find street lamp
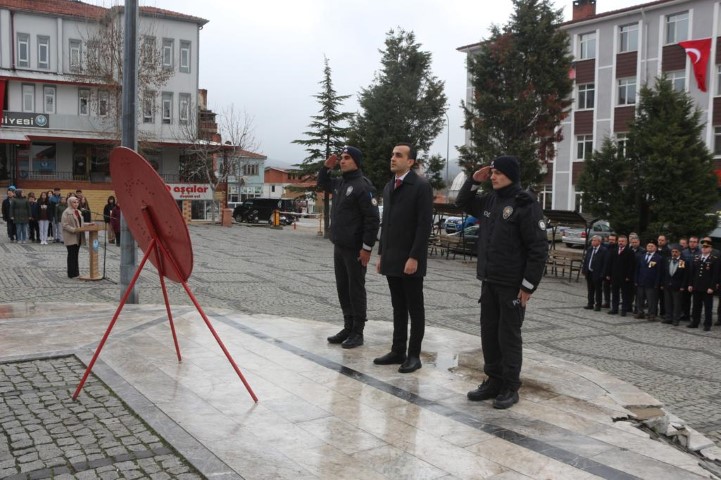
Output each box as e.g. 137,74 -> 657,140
444,110 -> 450,203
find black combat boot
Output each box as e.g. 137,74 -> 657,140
327,316 -> 353,344
341,321 -> 364,349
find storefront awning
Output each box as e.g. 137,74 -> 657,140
0,130 -> 30,144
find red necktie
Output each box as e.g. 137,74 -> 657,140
394,178 -> 402,190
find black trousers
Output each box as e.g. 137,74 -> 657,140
6,219 -> 15,240
691,290 -> 713,328
333,245 -> 367,329
585,273 -> 602,307
664,288 -> 682,323
29,220 -> 39,241
603,278 -> 611,305
66,245 -> 80,278
386,276 -> 425,357
611,280 -> 633,313
480,282 -> 524,392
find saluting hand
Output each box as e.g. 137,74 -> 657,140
472,165 -> 491,183
324,154 -> 338,169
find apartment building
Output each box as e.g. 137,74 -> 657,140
460,0 -> 721,211
0,0 -> 207,191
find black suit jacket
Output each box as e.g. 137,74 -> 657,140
605,246 -> 635,283
582,245 -> 607,281
660,257 -> 688,291
689,254 -> 720,291
378,169 -> 433,277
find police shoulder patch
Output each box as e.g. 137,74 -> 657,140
371,198 -> 378,206
502,206 -> 513,220
538,220 -> 546,230
346,186 -> 353,195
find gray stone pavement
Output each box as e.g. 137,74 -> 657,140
2,220 -> 721,451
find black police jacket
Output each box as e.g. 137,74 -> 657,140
456,179 -> 548,293
317,167 -> 379,251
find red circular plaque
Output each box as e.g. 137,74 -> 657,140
110,147 -> 193,283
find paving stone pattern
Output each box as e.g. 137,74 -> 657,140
2,222 -> 721,448
0,356 -> 203,480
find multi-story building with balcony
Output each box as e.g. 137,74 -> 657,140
460,0 -> 721,211
0,0 -> 208,214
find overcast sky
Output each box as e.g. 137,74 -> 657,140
96,0 -> 642,168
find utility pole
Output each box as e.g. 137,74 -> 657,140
444,111 -> 450,202
120,0 -> 139,303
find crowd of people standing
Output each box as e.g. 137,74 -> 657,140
582,232 -> 721,331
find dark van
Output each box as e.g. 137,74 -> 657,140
233,198 -> 296,224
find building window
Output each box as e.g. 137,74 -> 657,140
539,185 -> 553,210
69,39 -> 82,71
616,133 -> 628,157
579,32 -> 596,60
162,38 -> 174,69
22,84 -> 34,112
576,135 -> 593,161
715,127 -> 721,156
717,65 -> 721,96
619,23 -> 638,53
577,83 -> 595,109
574,190 -> 584,213
98,90 -> 109,117
666,12 -> 689,44
17,33 -> 30,68
179,93 -> 191,124
79,88 -> 90,115
617,78 -> 636,105
243,163 -> 259,176
37,36 -> 50,69
161,92 -> 173,124
668,70 -> 686,91
43,86 -> 56,114
180,41 -> 191,73
141,36 -> 156,66
143,91 -> 155,123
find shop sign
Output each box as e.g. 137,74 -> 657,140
1,112 -> 50,128
166,183 -> 213,200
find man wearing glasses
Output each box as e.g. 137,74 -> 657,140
687,237 -> 719,331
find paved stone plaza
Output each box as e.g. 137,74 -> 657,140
1,221 -> 721,478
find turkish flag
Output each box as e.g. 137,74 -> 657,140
679,38 -> 712,92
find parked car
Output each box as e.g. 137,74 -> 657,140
233,198 -> 296,224
446,224 -> 479,255
444,215 -> 477,234
561,220 -> 614,248
546,223 -> 569,243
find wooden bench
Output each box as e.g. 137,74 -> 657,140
546,251 -> 584,281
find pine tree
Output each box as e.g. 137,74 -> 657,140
292,57 -> 354,237
459,0 -> 573,187
627,76 -> 717,238
348,28 -> 447,191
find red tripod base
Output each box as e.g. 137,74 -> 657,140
72,231 -> 258,403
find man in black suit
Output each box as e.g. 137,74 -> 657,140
375,143 -> 433,374
601,234 -> 617,308
688,237 -> 720,331
582,235 -> 607,311
659,244 -> 687,325
605,235 -> 635,316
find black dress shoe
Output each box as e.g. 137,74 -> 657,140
341,333 -> 364,349
607,310 -> 618,315
715,320 -> 721,326
398,356 -> 422,373
687,324 -> 699,329
620,311 -> 627,317
601,303 -> 610,309
493,389 -> 519,409
327,328 -> 350,344
594,306 -> 601,311
583,305 -> 593,310
467,379 -> 502,401
704,326 -> 711,331
374,351 -> 406,365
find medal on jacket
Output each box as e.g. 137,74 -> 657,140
503,206 -> 513,220
346,186 -> 353,195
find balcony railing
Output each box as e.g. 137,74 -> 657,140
17,170 -> 182,184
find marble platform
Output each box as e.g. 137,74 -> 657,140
0,302 -> 718,480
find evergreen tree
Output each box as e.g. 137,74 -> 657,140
421,154 -> 446,192
627,76 -> 717,238
458,0 -> 573,187
577,138 -> 637,234
348,28 -> 447,190
292,56 -> 354,237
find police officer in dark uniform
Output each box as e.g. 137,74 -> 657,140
687,237 -> 719,331
317,146 -> 380,348
456,156 -> 548,409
